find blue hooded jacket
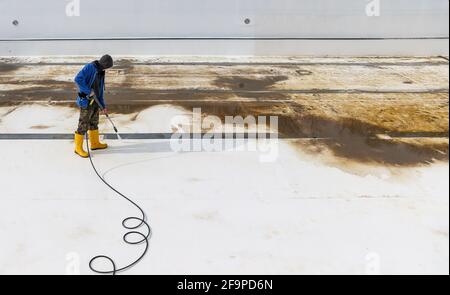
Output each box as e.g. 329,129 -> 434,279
74,62 -> 106,109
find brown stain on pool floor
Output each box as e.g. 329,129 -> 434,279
0,98 -> 447,168
77,99 -> 448,167
30,124 -> 53,130
213,75 -> 289,91
168,101 -> 448,167
0,58 -> 448,168
0,64 -> 23,73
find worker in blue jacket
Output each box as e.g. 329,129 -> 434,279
73,55 -> 113,158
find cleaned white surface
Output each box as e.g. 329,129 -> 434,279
0,105 -> 448,275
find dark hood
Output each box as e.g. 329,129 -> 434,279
98,54 -> 113,70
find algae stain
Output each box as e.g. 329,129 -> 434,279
213,75 -> 289,91
30,125 -> 52,130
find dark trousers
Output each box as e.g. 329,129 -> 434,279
76,103 -> 100,135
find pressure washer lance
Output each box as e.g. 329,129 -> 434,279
92,96 -> 122,140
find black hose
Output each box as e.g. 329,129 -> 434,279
85,134 -> 151,275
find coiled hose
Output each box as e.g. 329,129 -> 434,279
85,135 -> 151,275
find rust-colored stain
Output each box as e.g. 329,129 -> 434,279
289,117 -> 448,166
30,125 -> 52,130
167,101 -> 448,166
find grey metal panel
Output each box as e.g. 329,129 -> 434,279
1,0 -> 448,39
0,0 -> 448,55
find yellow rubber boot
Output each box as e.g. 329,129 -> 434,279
89,129 -> 108,150
74,133 -> 89,158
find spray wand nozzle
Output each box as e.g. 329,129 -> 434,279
92,97 -> 122,140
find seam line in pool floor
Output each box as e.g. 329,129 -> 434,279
0,132 -> 448,140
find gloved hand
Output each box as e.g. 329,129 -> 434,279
78,92 -> 88,98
